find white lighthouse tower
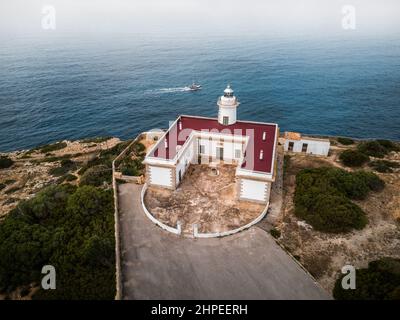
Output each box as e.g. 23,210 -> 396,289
217,84 -> 240,126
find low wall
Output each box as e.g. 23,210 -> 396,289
114,172 -> 144,184
193,203 -> 269,238
141,183 -> 182,235
112,133 -> 144,300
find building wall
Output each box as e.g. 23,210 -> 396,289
147,165 -> 173,188
175,137 -> 197,186
218,106 -> 237,125
197,137 -> 243,162
284,138 -> 330,156
238,178 -> 270,203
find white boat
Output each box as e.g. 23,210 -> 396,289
188,83 -> 202,91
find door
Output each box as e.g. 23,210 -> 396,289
302,143 -> 308,153
216,147 -> 224,160
178,170 -> 182,182
288,141 -> 294,151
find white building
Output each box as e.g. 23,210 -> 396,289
143,85 -> 279,204
283,132 -> 330,156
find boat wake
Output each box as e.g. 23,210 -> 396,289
146,87 -> 192,94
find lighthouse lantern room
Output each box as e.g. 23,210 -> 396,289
217,84 -> 240,126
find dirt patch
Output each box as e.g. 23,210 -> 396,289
144,164 -> 265,235
277,151 -> 400,293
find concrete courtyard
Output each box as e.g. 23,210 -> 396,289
144,164 -> 265,235
118,183 -> 331,300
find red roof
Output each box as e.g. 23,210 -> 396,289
149,115 -> 278,174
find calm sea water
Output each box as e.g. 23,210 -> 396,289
0,33 -> 399,152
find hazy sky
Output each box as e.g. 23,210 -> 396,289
0,0 -> 399,36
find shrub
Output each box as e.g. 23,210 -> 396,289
0,184 -> 5,191
294,167 -> 384,233
270,228 -> 281,239
369,160 -> 400,173
38,142 -> 67,153
337,137 -> 354,145
357,140 -> 390,158
333,257 -> 400,300
49,160 -> 77,177
120,158 -> 144,176
375,139 -> 400,152
81,137 -> 112,144
0,156 -> 14,169
80,165 -> 112,187
339,150 -> 369,167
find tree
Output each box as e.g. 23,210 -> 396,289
339,150 -> 369,167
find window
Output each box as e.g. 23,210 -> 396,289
199,144 -> 205,154
164,139 -> 168,148
302,143 -> 308,153
259,150 -> 264,160
223,116 -> 229,125
288,141 -> 294,151
217,147 -> 224,160
262,132 -> 267,141
235,149 -> 241,158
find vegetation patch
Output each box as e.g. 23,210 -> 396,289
80,165 -> 112,187
80,137 -> 112,144
339,150 -> 369,167
0,156 -> 14,169
357,140 -> 399,158
49,159 -> 77,177
337,137 -> 354,145
0,184 -> 115,299
294,167 -> 384,233
37,142 -> 67,153
116,141 -> 146,176
369,160 -> 400,173
333,257 -> 400,300
270,228 -> 281,239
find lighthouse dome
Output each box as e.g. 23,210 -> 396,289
224,85 -> 234,97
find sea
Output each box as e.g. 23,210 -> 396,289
0,32 -> 399,152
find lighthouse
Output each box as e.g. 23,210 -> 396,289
217,84 -> 240,126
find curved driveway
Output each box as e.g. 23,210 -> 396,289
118,183 -> 330,300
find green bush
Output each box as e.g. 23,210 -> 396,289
49,160 -> 77,177
339,150 -> 369,167
0,184 -> 115,299
81,137 -> 112,144
0,184 -> 5,191
294,167 -> 384,233
369,160 -> 400,173
80,165 -> 112,187
38,142 -> 67,153
358,140 -> 390,158
0,156 -> 14,169
120,158 -> 144,176
333,257 -> 400,300
375,140 -> 400,152
337,137 -> 354,145
270,228 -> 281,239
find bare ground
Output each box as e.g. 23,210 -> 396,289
144,164 -> 265,235
276,147 -> 400,293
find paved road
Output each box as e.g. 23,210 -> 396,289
118,183 -> 330,300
